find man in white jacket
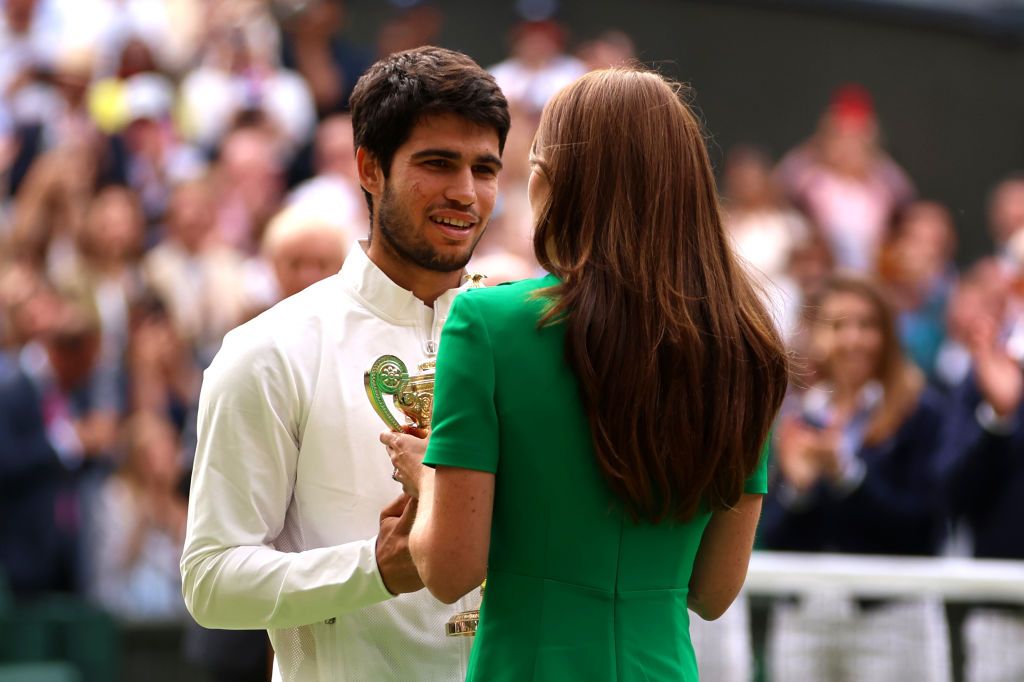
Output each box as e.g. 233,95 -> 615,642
181,46 -> 510,681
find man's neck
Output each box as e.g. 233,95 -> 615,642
364,239 -> 462,308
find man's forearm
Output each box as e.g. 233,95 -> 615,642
181,537 -> 393,630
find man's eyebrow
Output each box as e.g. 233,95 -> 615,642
410,149 -> 503,170
410,148 -> 461,161
476,154 -> 503,171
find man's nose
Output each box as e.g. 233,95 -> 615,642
444,166 -> 476,206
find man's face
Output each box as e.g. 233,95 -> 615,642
369,113 -> 502,273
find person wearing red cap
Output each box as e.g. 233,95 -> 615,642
777,84 -> 915,274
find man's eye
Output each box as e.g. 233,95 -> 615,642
426,159 -> 449,168
473,166 -> 497,176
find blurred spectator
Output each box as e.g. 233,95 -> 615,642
278,0 -> 371,118
987,174 -> 1024,260
723,145 -> 810,339
473,102 -> 540,273
489,20 -> 586,115
935,271 -> 1024,681
286,113 -> 367,238
0,261 -> 61,351
210,126 -> 286,254
142,178 -> 248,365
125,293 -> 200,434
55,185 -> 145,395
880,201 -> 958,379
575,29 -> 635,71
260,202 -> 350,302
0,299 -> 117,595
86,410 -> 188,622
934,258 -> 1009,391
179,10 -> 316,156
1,0 -> 58,130
375,2 -> 444,58
104,73 -> 206,234
777,84 -> 915,272
761,273 -> 950,682
9,139 -> 101,269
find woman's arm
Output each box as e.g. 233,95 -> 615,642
687,493 -> 763,621
409,465 -> 494,604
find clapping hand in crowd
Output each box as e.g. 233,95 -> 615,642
776,416 -> 844,493
968,312 -> 1023,419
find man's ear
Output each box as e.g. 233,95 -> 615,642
356,147 -> 384,197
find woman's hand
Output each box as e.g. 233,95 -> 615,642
381,427 -> 430,498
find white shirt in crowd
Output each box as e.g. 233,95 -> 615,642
181,241 -> 478,681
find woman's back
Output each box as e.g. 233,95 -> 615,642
426,276 -> 766,680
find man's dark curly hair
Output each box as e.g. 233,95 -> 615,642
349,46 -> 510,221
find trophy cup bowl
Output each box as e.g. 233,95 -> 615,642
364,355 -> 434,431
365,353 -> 482,637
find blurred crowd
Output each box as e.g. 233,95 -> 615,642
1,0 -> 1023,679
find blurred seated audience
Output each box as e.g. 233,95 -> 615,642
761,273 -> 950,682
777,84 -> 914,273
879,201 -> 958,379
86,410 -> 188,622
0,298 -> 117,595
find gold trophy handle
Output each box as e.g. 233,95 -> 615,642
364,355 -> 409,432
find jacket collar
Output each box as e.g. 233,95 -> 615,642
339,240 -> 467,323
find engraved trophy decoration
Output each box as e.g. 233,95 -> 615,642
364,276 -> 486,637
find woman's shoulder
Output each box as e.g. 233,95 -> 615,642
456,274 -> 557,314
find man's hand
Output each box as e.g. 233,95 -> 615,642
381,427 -> 429,498
375,494 -> 424,596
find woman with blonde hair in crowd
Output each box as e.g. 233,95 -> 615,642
386,67 -> 789,680
761,273 -> 951,682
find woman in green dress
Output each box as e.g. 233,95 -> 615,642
386,67 -> 789,680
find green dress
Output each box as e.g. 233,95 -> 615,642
423,275 -> 768,681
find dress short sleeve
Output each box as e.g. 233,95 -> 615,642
743,437 -> 771,494
423,293 -> 500,473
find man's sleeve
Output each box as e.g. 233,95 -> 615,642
180,328 -> 392,630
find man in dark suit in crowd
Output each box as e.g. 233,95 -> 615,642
0,301 -> 115,595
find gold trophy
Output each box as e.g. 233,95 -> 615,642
365,353 -> 482,637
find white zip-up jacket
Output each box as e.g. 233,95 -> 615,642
181,242 -> 477,681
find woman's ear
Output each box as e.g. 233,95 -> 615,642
356,147 -> 384,197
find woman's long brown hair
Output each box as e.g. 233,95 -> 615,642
532,68 -> 790,523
